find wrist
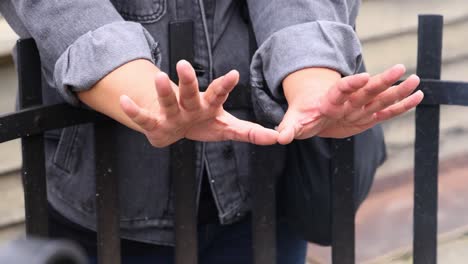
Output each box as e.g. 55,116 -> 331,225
282,67 -> 341,105
77,59 -> 161,132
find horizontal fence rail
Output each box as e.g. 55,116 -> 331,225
419,80 -> 468,106
0,104 -> 106,144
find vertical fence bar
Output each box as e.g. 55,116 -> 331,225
252,147 -> 276,264
16,39 -> 48,237
331,137 -> 355,264
413,15 -> 443,264
169,20 -> 198,264
172,140 -> 198,264
95,122 -> 120,264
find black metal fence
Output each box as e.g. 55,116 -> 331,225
1,14 -> 468,264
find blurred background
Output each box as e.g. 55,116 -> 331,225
1,0 -> 468,263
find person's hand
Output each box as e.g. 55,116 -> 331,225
119,60 -> 279,147
277,64 -> 424,144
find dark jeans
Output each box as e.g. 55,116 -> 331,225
48,207 -> 307,264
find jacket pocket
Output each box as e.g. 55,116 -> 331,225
53,126 -> 80,174
110,0 -> 167,24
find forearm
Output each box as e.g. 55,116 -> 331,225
248,0 -> 362,99
77,59 -> 161,133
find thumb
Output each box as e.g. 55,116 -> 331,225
277,109 -> 301,145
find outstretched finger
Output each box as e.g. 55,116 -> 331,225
348,64 -> 406,108
320,72 -> 370,118
177,60 -> 201,111
155,72 -> 180,117
222,114 -> 279,145
203,70 -> 239,108
120,95 -> 159,132
345,74 -> 420,123
277,125 -> 297,145
374,90 -> 424,122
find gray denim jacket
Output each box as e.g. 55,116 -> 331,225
0,0 -> 362,246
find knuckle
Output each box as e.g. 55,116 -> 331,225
133,115 -> 147,125
181,89 -> 199,99
363,86 -> 380,96
148,136 -> 168,148
348,97 -> 363,108
180,77 -> 198,90
160,98 -> 176,108
337,80 -> 353,94
207,99 -> 221,108
396,86 -> 410,99
222,128 -> 236,141
381,74 -> 396,87
165,107 -> 180,117
180,99 -> 200,111
142,117 -> 159,132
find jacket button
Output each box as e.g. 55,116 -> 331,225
193,63 -> 206,77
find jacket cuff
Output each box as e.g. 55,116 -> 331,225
54,21 -> 161,105
250,21 -> 362,126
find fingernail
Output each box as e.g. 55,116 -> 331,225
357,72 -> 370,78
410,74 -> 420,80
394,64 -> 405,70
392,64 -> 406,73
155,71 -> 167,78
177,60 -> 190,67
223,70 -> 237,79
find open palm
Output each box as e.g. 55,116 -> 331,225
278,65 -> 424,143
119,60 -> 278,147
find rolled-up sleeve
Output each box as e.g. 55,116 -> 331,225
0,0 -> 160,105
246,0 -> 362,125
54,21 -> 160,105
